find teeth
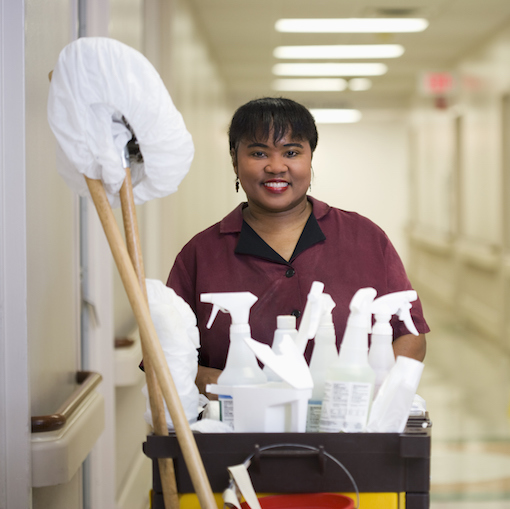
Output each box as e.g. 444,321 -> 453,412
264,182 -> 288,188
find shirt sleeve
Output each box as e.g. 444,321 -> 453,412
381,234 -> 430,338
167,249 -> 197,314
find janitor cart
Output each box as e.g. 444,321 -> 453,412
143,414 -> 432,509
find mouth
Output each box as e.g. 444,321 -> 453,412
263,180 -> 289,193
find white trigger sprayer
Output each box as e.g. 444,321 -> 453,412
368,290 -> 419,396
200,292 -> 266,386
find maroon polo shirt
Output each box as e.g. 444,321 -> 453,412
167,196 -> 429,370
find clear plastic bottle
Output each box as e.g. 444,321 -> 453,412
263,315 -> 298,382
306,294 -> 337,432
319,288 -> 377,433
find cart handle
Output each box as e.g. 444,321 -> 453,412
234,443 -> 360,509
252,444 -> 327,474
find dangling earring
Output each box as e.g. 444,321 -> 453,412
309,166 -> 314,192
235,175 -> 240,193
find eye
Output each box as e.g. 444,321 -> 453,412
286,150 -> 299,157
251,150 -> 266,158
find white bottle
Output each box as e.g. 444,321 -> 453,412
200,292 -> 267,426
366,355 -> 424,433
306,294 -> 337,432
263,315 -> 298,382
368,290 -> 419,397
319,288 -> 377,433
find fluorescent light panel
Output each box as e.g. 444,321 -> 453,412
348,78 -> 372,91
275,18 -> 429,33
273,63 -> 387,77
273,44 -> 404,59
272,78 -> 347,91
310,109 -> 362,124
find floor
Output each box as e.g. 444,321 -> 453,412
418,297 -> 510,508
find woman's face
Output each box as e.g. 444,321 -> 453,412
233,131 -> 312,214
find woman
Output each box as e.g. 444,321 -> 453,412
168,97 -> 429,395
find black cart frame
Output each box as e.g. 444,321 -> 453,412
143,414 -> 431,509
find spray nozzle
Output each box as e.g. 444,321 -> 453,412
294,281 -> 325,354
318,293 -> 336,326
200,292 -> 258,329
347,287 -> 378,330
371,290 -> 419,336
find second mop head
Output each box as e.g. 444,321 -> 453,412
143,279 -> 200,429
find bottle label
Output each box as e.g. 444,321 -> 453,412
306,401 -> 322,432
219,395 -> 234,429
319,381 -> 372,433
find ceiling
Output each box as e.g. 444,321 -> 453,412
186,0 -> 510,112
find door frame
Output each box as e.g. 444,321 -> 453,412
0,0 -> 31,508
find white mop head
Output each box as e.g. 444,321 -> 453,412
143,279 -> 200,429
47,37 -> 194,207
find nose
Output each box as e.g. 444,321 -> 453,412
264,154 -> 288,174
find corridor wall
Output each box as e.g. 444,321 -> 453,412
109,0 -> 235,507
408,21 -> 510,350
19,0 -> 234,507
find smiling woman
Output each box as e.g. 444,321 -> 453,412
166,97 -> 429,397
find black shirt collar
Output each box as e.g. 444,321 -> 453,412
235,212 -> 326,265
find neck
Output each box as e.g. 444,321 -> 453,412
243,197 -> 312,233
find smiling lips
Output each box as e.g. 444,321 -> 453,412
263,180 -> 289,193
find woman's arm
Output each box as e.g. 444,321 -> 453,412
392,333 -> 426,362
195,365 -> 222,400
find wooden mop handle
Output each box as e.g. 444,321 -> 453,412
86,176 -> 216,509
119,169 -> 179,509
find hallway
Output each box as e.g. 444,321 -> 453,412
5,1 -> 510,507
419,295 -> 510,508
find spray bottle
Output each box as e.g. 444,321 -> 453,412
306,293 -> 337,432
294,281 -> 325,355
368,290 -> 419,397
319,287 -> 377,433
200,292 -> 267,426
263,315 -> 298,382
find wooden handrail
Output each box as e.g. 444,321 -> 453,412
31,371 -> 102,433
115,337 -> 135,349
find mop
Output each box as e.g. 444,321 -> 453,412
47,37 -> 216,509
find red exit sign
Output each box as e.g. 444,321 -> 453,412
419,71 -> 458,96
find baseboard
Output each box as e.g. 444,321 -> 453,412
116,448 -> 152,509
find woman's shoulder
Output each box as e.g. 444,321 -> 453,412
177,203 -> 244,253
310,196 -> 386,234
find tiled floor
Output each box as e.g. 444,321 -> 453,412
418,298 -> 510,508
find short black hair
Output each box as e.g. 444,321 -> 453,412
228,97 -> 318,155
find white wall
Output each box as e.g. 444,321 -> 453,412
312,112 -> 410,265
409,22 -> 510,349
156,0 -> 237,276
108,0 -> 234,507
25,0 -> 80,423
24,1 -> 86,507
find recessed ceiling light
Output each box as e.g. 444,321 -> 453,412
273,44 -> 404,59
275,18 -> 429,33
310,109 -> 362,123
348,78 -> 372,91
272,63 -> 388,77
272,79 -> 348,91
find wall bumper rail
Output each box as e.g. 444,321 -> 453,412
31,371 -> 104,487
